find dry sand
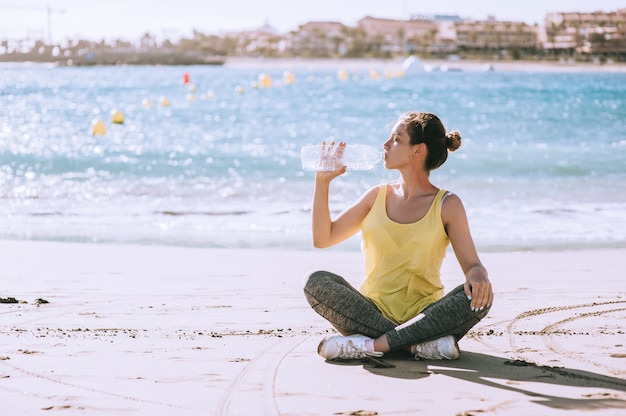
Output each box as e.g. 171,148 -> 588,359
1,240 -> 625,415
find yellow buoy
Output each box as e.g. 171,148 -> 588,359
283,70 -> 294,85
91,119 -> 106,136
258,73 -> 272,88
110,109 -> 124,124
141,98 -> 153,108
337,69 -> 348,81
159,96 -> 170,107
235,85 -> 244,94
369,69 -> 380,80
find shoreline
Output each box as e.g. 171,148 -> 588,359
0,235 -> 624,255
2,56 -> 626,73
223,56 -> 626,73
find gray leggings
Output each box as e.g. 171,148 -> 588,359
303,270 -> 490,351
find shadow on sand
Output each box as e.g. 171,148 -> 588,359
334,351 -> 626,412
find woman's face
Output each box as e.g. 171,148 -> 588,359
383,121 -> 418,169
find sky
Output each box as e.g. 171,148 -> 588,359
1,0 -> 625,44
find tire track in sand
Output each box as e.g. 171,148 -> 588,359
215,335 -> 311,416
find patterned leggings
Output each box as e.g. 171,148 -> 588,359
303,270 -> 490,350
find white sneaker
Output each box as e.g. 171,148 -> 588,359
317,334 -> 384,360
413,335 -> 460,360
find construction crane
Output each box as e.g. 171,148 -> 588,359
0,4 -> 65,44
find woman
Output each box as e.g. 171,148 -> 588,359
304,111 -> 493,361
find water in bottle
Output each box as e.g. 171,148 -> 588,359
301,143 -> 382,171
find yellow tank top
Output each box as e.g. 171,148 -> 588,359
360,184 -> 450,324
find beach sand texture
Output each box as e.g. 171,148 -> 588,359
1,240 -> 625,415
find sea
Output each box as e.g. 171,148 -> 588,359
1,61 -> 625,252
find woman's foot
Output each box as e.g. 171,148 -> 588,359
412,335 -> 460,360
318,334 -> 383,360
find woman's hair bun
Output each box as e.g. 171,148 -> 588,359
445,131 -> 461,152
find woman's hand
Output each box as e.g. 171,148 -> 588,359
315,141 -> 347,182
464,266 -> 493,312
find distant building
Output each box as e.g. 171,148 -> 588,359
455,18 -> 538,53
544,8 -> 626,56
434,21 -> 458,54
291,21 -> 349,56
411,14 -> 464,22
224,23 -> 285,56
357,16 -> 438,54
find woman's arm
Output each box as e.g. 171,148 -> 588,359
442,193 -> 493,311
312,172 -> 378,248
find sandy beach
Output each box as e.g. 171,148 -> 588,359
1,240 -> 625,415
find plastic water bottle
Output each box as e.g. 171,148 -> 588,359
301,143 -> 381,171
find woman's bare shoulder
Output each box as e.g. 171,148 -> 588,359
441,191 -> 468,220
358,183 -> 386,207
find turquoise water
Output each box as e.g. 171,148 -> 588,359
1,62 -> 625,251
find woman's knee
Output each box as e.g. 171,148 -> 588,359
303,270 -> 336,308
302,270 -> 330,292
